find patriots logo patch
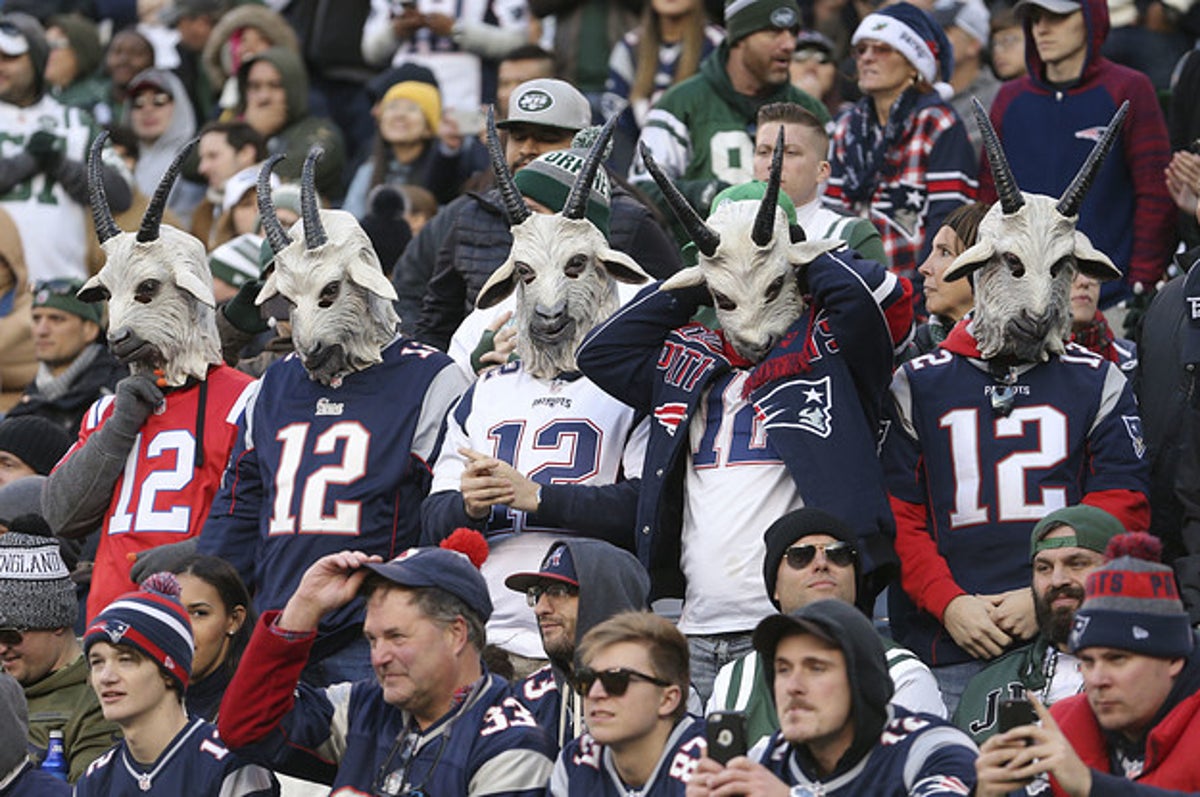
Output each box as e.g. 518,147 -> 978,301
1074,125 -> 1109,143
911,775 -> 971,796
1122,415 -> 1145,458
756,376 -> 834,439
1069,614 -> 1091,648
655,402 -> 688,436
102,620 -> 130,645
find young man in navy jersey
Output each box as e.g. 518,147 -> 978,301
550,611 -> 704,796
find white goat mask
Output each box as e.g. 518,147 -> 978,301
475,110 -> 651,378
943,99 -> 1127,362
81,133 -> 222,387
255,148 -> 400,387
641,129 -> 841,363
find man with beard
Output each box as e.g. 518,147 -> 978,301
952,505 -> 1122,744
504,540 -> 651,751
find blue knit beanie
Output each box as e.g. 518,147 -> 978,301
853,2 -> 955,93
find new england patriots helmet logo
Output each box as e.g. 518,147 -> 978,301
654,402 -> 688,436
101,619 -> 130,645
757,376 -> 835,439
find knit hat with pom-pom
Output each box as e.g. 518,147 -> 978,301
1069,532 -> 1194,660
84,572 -> 195,690
362,530 -> 493,622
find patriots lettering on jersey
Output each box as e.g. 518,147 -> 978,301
655,402 -> 688,436
756,376 -> 834,439
315,398 -> 344,416
657,340 -> 716,391
911,775 -> 971,796
532,396 -> 573,410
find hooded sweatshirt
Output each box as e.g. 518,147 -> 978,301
979,0 -> 1174,306
236,47 -> 346,201
513,538 -> 650,752
123,69 -> 200,222
0,208 -> 35,411
752,600 -> 977,795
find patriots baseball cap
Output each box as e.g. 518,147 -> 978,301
505,542 -> 578,593
1014,0 -> 1081,15
497,79 -> 591,132
364,544 -> 493,622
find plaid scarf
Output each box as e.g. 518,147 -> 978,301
838,87 -> 922,204
1069,310 -> 1118,363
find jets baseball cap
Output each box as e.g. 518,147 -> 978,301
497,78 -> 591,132
1014,0 -> 1081,15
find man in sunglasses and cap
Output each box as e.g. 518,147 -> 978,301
218,535 -> 555,796
708,508 -> 945,745
690,600 -> 978,797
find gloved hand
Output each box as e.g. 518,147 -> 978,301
25,130 -> 64,174
130,539 -> 199,584
1121,283 -> 1156,343
222,279 -> 270,335
106,373 -> 165,440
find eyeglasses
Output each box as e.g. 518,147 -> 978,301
573,666 -> 672,696
131,93 -> 173,110
783,541 -> 857,570
525,582 -> 578,607
853,40 -> 897,59
33,278 -> 82,297
0,628 -> 27,647
794,48 -> 832,64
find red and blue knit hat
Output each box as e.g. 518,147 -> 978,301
853,2 -> 955,92
1069,533 -> 1194,660
84,572 -> 195,691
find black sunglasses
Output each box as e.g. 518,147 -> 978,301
573,666 -> 671,697
784,541 -> 857,570
0,628 -> 26,647
525,582 -> 578,607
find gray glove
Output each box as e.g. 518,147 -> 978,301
130,539 -> 199,584
102,373 -> 165,444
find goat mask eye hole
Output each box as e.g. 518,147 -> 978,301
318,280 -> 340,309
564,254 -> 587,278
1003,252 -> 1025,278
1049,258 -> 1072,279
515,262 -> 535,284
710,289 -> 736,312
764,275 -> 785,303
134,279 -> 160,304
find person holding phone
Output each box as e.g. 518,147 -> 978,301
688,600 -> 978,797
549,611 -> 702,796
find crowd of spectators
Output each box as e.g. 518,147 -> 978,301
0,0 -> 1200,794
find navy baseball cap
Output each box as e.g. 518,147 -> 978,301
364,546 -> 493,622
505,542 -> 578,593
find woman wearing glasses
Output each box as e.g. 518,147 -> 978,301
123,68 -> 202,225
549,611 -> 702,797
826,2 -> 977,296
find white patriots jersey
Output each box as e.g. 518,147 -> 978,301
0,96 -> 94,282
431,361 -> 647,657
680,369 -> 804,635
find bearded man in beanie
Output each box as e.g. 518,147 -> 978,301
630,0 -> 830,245
0,13 -> 130,283
76,573 -> 278,796
7,279 -> 126,436
0,532 -> 118,781
954,505 -> 1124,745
689,600 -> 978,796
217,537 -> 556,795
976,533 -> 1200,795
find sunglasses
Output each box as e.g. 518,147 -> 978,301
131,93 -> 173,110
525,582 -> 578,607
573,666 -> 671,696
784,541 -> 857,570
853,40 -> 897,59
0,628 -> 26,647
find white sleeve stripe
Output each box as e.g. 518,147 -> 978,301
643,108 -> 691,148
901,726 -> 978,790
735,657 -> 758,712
468,748 -> 555,796
226,379 -> 260,426
1090,363 -> 1128,436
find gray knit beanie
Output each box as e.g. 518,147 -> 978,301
0,672 -> 28,775
725,0 -> 802,45
0,532 -> 77,631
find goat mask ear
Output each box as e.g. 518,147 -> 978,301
345,244 -> 399,302
943,239 -> 996,282
78,273 -> 110,303
476,258 -> 517,309
173,267 -> 217,309
597,247 -> 652,285
1072,230 -> 1121,281
659,266 -> 706,291
255,270 -> 279,306
787,239 -> 844,267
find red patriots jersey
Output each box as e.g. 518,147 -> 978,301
63,365 -> 256,619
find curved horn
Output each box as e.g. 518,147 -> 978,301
88,131 -> 120,244
638,143 -> 721,257
752,125 -> 785,246
1056,100 -> 1129,218
137,136 -> 198,243
301,147 -> 327,250
972,97 -> 1023,215
563,114 -> 618,221
257,153 -> 292,255
485,105 -> 531,226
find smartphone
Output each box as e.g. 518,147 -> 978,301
997,698 -> 1038,733
706,711 -> 748,765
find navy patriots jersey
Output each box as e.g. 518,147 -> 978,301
549,716 -> 706,796
883,337 -> 1150,664
75,718 -> 278,796
756,708 -> 976,796
199,337 -> 468,639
